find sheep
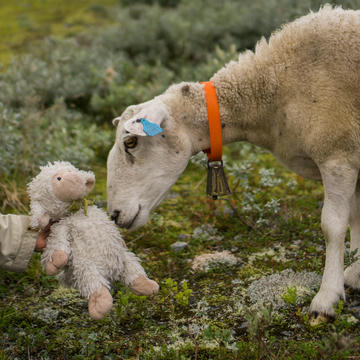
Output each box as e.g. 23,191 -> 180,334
28,161 -> 159,320
107,5 -> 360,320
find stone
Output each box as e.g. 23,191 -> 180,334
170,241 -> 189,252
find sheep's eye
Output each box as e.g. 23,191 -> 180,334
57,177 -> 62,181
124,137 -> 138,149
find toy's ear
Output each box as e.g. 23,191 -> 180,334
85,173 -> 95,193
120,101 -> 168,136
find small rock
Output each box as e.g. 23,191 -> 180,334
94,200 -> 107,208
170,241 -> 189,252
349,306 -> 360,314
315,245 -> 324,252
166,192 -> 180,200
192,251 -> 238,271
238,321 -> 248,330
223,206 -> 235,215
178,233 -> 191,240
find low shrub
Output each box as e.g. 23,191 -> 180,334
0,99 -> 111,178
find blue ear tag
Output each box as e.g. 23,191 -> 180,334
141,118 -> 163,136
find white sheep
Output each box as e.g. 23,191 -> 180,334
28,161 -> 159,320
107,5 -> 360,321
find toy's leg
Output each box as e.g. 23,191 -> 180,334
129,275 -> 159,296
344,180 -> 360,289
310,159 -> 358,319
45,250 -> 68,275
121,250 -> 159,296
72,258 -> 113,320
42,224 -> 71,275
88,286 -> 113,320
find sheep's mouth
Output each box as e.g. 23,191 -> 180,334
123,205 -> 141,229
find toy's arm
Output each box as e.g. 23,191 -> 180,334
41,222 -> 71,274
45,222 -> 71,255
30,201 -> 50,229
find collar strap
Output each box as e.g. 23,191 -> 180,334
200,81 -> 223,162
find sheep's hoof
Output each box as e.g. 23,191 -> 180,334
88,286 -> 113,320
45,250 -> 68,275
309,311 -> 333,326
129,275 -> 159,296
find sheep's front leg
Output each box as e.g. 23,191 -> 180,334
310,160 -> 358,319
42,223 -> 71,275
344,183 -> 360,289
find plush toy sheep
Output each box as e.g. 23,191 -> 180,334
28,161 -> 159,320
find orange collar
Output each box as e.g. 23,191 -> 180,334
200,81 -> 223,162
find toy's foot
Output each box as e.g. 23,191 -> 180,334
45,250 -> 68,275
88,286 -> 113,320
129,275 -> 159,296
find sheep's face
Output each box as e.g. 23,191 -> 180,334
28,162 -> 95,228
107,99 -> 192,230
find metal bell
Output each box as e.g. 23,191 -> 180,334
206,161 -> 231,200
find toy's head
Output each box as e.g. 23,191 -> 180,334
28,161 -> 95,228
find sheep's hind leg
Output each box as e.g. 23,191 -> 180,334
309,159 -> 358,322
344,181 -> 360,290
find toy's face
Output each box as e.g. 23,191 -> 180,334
52,170 -> 95,202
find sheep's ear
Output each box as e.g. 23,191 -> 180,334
112,118 -> 121,126
123,101 -> 168,136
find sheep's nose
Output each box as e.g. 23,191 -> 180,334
111,210 -> 120,223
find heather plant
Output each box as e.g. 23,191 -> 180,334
0,99 -> 111,177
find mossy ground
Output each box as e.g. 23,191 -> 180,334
1,145 -> 360,359
1,2 -> 360,359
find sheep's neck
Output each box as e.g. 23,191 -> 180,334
187,58 -> 278,156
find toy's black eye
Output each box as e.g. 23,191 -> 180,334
124,137 -> 138,149
57,177 -> 62,181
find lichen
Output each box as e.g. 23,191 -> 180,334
247,269 -> 322,310
191,251 -> 238,271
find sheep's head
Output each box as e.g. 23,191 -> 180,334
107,97 -> 193,230
28,161 -> 95,229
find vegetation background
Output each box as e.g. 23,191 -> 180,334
1,0 -> 360,358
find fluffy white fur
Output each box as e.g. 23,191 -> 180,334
28,162 -> 149,299
107,6 -> 360,318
